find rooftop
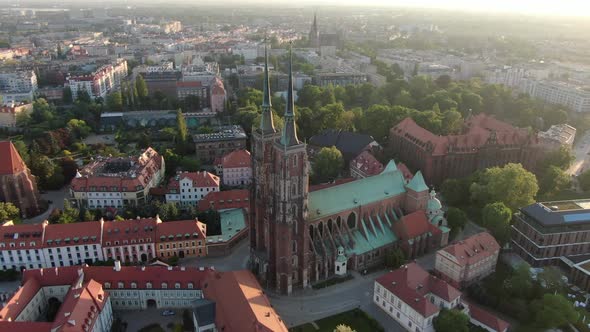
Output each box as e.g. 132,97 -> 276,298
207,209 -> 247,243
441,232 -> 500,267
520,200 -> 590,226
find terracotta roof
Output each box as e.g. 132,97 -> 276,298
221,150 -> 251,169
394,211 -> 440,240
0,277 -> 42,321
55,279 -> 108,332
156,220 -> 207,243
0,222 -> 45,249
376,263 -> 461,318
350,151 -> 383,177
43,222 -> 101,245
442,232 -> 500,267
102,218 -> 158,245
396,162 -> 414,181
167,171 -> 220,191
70,147 -> 163,192
197,189 -> 250,212
203,270 -> 288,332
391,115 -> 536,156
467,301 -> 510,332
0,141 -> 27,175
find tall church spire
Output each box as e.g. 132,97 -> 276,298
280,44 -> 300,147
259,37 -> 276,134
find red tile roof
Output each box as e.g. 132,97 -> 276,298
0,277 -> 42,321
467,301 -> 510,332
167,171 -> 220,191
221,149 -> 251,169
156,220 -> 207,243
350,151 -> 383,177
442,232 -> 500,267
102,218 -> 159,245
0,141 -> 27,175
0,222 -> 45,249
197,189 -> 249,212
396,162 -> 414,181
203,270 -> 288,332
43,222 -> 101,245
376,263 -> 461,318
71,147 -> 163,192
55,279 -> 108,332
391,114 -> 537,156
394,211 -> 440,240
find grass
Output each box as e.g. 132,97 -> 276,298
311,275 -> 354,289
290,309 -> 384,332
137,323 -> 165,332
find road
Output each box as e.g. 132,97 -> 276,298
179,238 -> 250,271
23,188 -> 69,224
568,130 -> 590,176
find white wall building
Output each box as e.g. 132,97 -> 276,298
165,171 -> 220,206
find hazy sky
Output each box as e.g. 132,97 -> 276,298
221,0 -> 590,17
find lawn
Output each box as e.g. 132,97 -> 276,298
290,309 -> 383,332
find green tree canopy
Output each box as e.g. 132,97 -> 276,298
106,92 -> 123,112
446,207 -> 468,238
312,146 -> 344,184
541,146 -> 574,171
481,202 -> 512,245
470,163 -> 538,211
579,169 -> 590,192
135,75 -> 148,99
440,178 -> 471,206
0,202 -> 20,223
539,166 -> 572,197
334,325 -> 355,332
433,308 -> 469,332
384,247 -> 406,269
532,294 -> 578,329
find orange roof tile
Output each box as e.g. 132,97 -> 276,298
467,301 -> 510,332
156,220 -> 206,243
43,222 -> 101,245
0,223 -> 45,249
442,232 -> 500,267
167,171 -> 220,191
0,141 -> 27,175
203,270 -> 288,332
197,189 -> 249,212
102,218 -> 158,245
221,150 -> 251,169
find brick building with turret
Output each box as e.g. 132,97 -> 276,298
249,42 -> 449,295
0,141 -> 40,217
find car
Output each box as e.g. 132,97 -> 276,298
161,310 -> 175,316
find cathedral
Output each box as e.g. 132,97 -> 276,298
249,43 -> 449,295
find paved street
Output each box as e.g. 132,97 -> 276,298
23,188 -> 69,224
180,238 -> 249,271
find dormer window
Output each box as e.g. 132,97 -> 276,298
161,282 -> 168,289
104,282 -> 111,289
118,282 -> 124,289
175,283 -> 180,289
131,282 -> 137,289
146,282 -> 152,289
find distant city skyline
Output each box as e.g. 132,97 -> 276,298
2,0 -> 590,17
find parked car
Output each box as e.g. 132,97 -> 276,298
161,310 -> 175,316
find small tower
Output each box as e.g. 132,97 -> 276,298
426,189 -> 445,226
335,246 -> 347,276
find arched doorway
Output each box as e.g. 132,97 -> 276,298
179,250 -> 185,258
141,253 -> 148,262
147,299 -> 157,308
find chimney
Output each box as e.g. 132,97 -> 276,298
114,260 -> 121,272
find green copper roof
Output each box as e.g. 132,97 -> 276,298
308,161 -> 406,221
382,160 -> 398,173
206,208 -> 246,243
346,215 -> 398,256
427,197 -> 442,211
406,170 -> 429,192
439,225 -> 451,233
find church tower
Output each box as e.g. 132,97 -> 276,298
309,13 -> 320,50
250,43 -> 310,295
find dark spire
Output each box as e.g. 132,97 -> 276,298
280,44 -> 300,147
259,36 -> 276,134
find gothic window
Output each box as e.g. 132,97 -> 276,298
318,222 -> 324,238
328,219 -> 333,234
347,212 -> 356,229
336,216 -> 341,229
292,241 -> 297,253
309,225 -> 314,241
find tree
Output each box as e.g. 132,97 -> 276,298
58,200 -> 80,224
539,166 -> 571,197
157,202 -> 179,221
384,248 -> 405,269
506,263 -> 533,298
446,207 -> 468,238
433,308 -> 469,332
106,92 -> 123,112
312,146 -> 344,183
435,74 -> 452,89
135,75 -> 148,100
532,294 -> 578,329
0,202 -> 20,222
440,178 -> 470,206
579,168 -> 590,192
62,86 -> 73,104
537,266 -> 566,292
176,110 -> 188,143
541,146 -> 574,171
470,163 -> 538,211
481,202 -> 512,245
334,325 -> 355,332
76,89 -> 92,103
66,119 -> 91,139
441,109 -> 463,134
459,92 -> 483,115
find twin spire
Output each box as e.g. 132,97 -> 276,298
259,38 -> 300,147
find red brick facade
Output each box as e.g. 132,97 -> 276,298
389,114 -> 545,185
0,141 -> 40,217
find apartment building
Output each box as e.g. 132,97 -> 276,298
0,70 -> 38,103
193,125 -> 247,163
165,171 -> 220,206
374,263 -> 509,332
67,59 -> 128,100
0,102 -> 33,127
155,219 -> 207,259
215,149 -> 252,186
435,232 -> 500,288
512,200 -> 590,267
70,147 -> 165,210
520,79 -> 590,113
